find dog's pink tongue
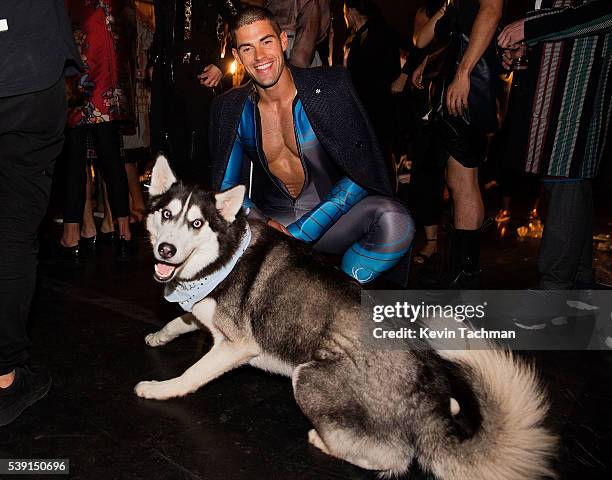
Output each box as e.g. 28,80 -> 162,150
155,263 -> 175,277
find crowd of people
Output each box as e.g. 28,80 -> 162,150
0,0 -> 611,429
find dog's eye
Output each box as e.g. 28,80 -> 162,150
192,219 -> 203,229
161,209 -> 172,219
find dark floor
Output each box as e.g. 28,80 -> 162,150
2,198 -> 612,480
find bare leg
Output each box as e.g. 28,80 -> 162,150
116,216 -> 131,241
100,176 -> 114,235
447,157 -> 483,229
60,223 -> 80,248
81,163 -> 97,238
125,162 -> 145,223
415,224 -> 439,262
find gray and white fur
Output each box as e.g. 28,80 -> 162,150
136,156 -> 558,480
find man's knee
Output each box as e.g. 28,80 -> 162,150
368,196 -> 416,243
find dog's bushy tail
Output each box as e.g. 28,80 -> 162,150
420,348 -> 558,480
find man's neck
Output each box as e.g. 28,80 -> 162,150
255,65 -> 296,107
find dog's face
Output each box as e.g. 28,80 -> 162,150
146,155 -> 245,283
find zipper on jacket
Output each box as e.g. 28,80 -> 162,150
253,100 -> 300,206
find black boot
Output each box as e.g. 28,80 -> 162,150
418,227 -> 481,289
447,228 -> 481,289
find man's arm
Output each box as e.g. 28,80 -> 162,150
413,3 -> 447,49
446,0 -> 503,116
498,0 -> 612,48
219,135 -> 264,216
290,0 -> 323,67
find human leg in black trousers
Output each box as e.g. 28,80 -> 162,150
0,77 -> 65,425
90,123 -> 131,240
60,126 -> 88,252
61,123 -> 131,257
408,125 -> 445,264
167,62 -> 215,185
538,180 -> 594,290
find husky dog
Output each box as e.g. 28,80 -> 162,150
135,156 -> 557,479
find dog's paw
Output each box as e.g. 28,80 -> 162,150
145,331 -> 168,347
134,380 -> 180,400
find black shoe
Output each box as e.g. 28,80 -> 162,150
418,228 -> 481,289
114,235 -> 133,262
79,235 -> 97,253
0,366 -> 52,427
98,231 -> 115,245
57,243 -> 80,262
419,267 -> 482,289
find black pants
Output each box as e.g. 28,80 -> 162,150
0,77 -> 66,375
63,123 -> 129,223
151,62 -> 214,185
407,124 -> 446,227
538,180 -> 595,289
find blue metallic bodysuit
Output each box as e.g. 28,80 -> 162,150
221,95 -> 414,283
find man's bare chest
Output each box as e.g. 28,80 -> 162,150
258,103 -> 305,197
259,106 -> 299,159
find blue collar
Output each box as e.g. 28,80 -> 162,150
163,225 -> 252,312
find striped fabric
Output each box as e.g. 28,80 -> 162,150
522,0 -> 612,178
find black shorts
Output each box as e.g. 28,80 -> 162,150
432,115 -> 488,168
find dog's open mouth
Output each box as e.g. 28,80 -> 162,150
154,263 -> 178,282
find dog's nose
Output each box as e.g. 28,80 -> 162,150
158,243 -> 176,259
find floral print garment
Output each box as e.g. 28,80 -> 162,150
66,0 -> 135,127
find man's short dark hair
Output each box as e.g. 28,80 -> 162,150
230,6 -> 282,46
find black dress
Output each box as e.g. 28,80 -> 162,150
345,16 -> 401,154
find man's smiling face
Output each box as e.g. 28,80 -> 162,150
232,19 -> 288,89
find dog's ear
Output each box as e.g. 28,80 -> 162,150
215,185 -> 245,223
149,155 -> 177,196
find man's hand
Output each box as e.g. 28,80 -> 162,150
446,70 -> 470,117
411,60 -> 426,90
267,219 -> 292,236
198,64 -> 223,88
391,73 -> 408,94
498,19 -> 526,48
501,44 -> 528,70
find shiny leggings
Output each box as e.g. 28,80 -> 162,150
309,196 -> 415,283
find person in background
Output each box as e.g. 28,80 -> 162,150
414,0 -> 503,288
61,0 -> 136,261
404,0 -> 448,267
344,0 -> 401,166
148,0 -> 241,185
265,0 -> 331,67
0,0 -> 81,426
498,0 -> 612,297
